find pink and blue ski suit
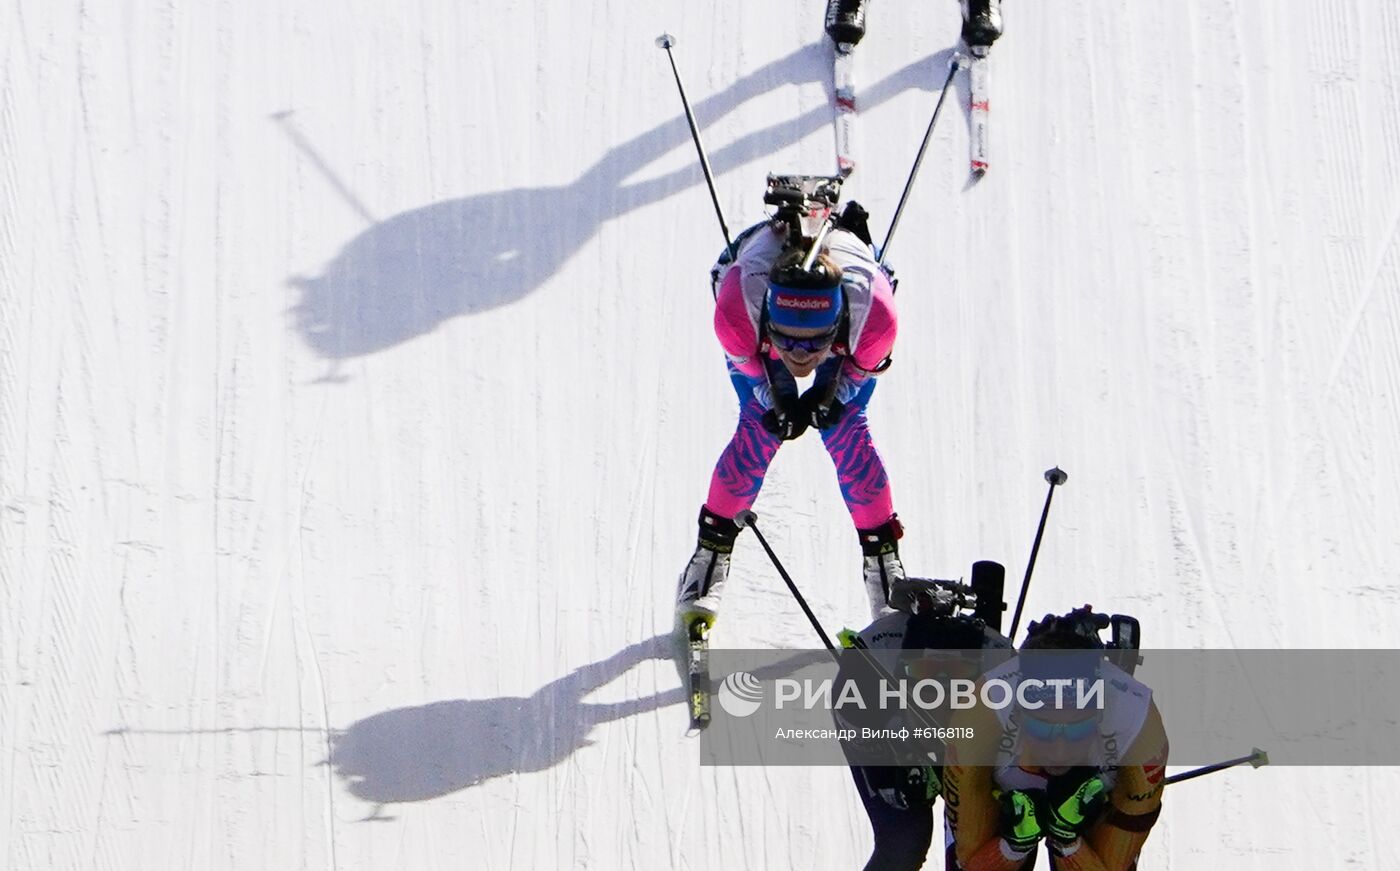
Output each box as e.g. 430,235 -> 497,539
704,222 -> 899,530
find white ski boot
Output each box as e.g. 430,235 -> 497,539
676,506 -> 741,630
859,515 -> 906,621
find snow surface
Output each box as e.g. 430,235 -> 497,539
4,0 -> 1400,867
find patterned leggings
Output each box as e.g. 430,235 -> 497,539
704,365 -> 894,529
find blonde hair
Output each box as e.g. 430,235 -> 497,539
768,248 -> 843,289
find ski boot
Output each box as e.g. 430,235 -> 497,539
675,506 -> 741,632
825,0 -> 868,47
858,515 -> 906,620
961,0 -> 1003,53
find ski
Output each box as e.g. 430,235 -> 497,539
833,46 -> 857,177
968,48 -> 990,176
684,617 -> 712,735
961,0 -> 1002,176
825,0 -> 867,177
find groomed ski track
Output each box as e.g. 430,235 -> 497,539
3,1 -> 1399,868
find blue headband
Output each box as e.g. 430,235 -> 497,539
766,282 -> 843,330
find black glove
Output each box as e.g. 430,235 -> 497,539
762,395 -> 809,441
997,788 -> 1045,853
805,394 -> 847,430
761,406 -> 809,441
799,378 -> 846,431
1041,767 -> 1108,843
863,765 -> 942,810
896,764 -> 943,809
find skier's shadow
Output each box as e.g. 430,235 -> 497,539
288,45 -> 958,362
325,634 -> 821,818
325,635 -> 679,814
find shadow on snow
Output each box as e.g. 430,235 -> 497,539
286,44 -> 961,362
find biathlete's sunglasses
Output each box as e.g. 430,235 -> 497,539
1021,715 -> 1099,743
768,326 -> 838,354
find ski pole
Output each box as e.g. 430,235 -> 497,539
736,511 -> 838,655
878,54 -> 964,266
655,34 -> 735,259
1163,748 -> 1269,786
1008,467 -> 1068,641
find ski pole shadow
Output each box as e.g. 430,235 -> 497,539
287,44 -> 955,361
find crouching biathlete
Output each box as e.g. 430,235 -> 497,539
943,607 -> 1169,871
832,598 -> 1165,871
833,577 -> 1013,871
675,186 -> 904,630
